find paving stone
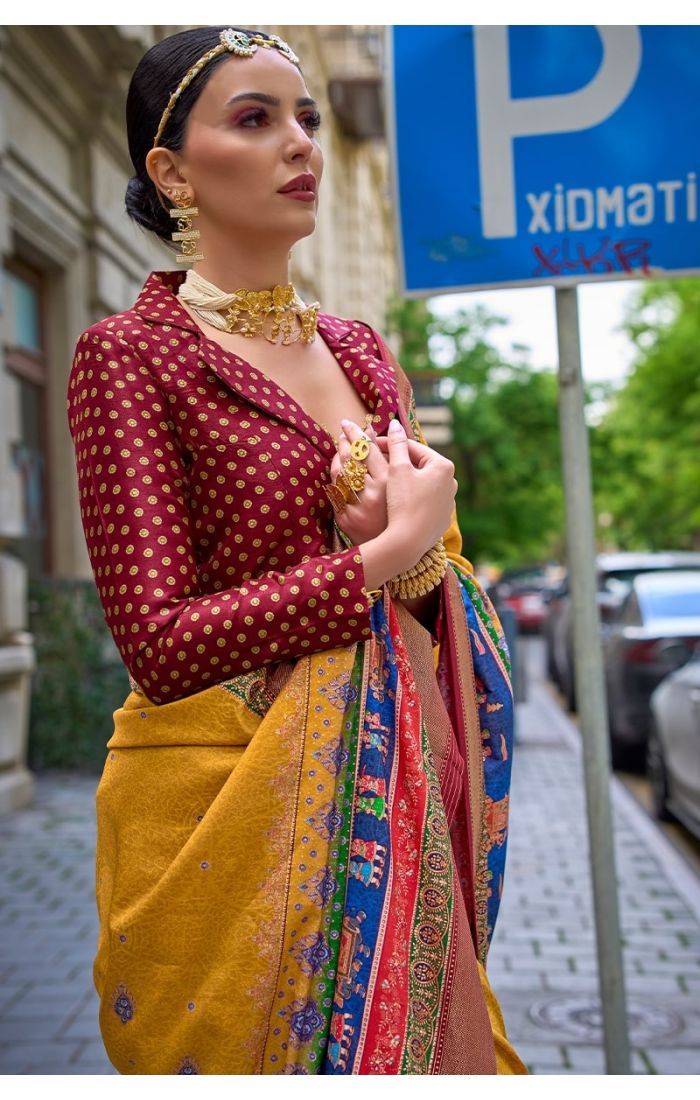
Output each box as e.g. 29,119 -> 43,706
0,962 -> 84,983
541,973 -> 600,992
644,1048 -> 700,1073
0,992 -> 86,1022
490,972 -> 549,992
0,981 -> 32,1015
0,1017 -> 66,1043
509,1042 -> 566,1072
0,1041 -> 85,1075
562,1044 -> 607,1072
631,1049 -> 655,1074
623,975 -> 689,995
0,1047 -> 38,1074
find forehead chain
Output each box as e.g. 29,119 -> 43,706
152,29 -> 300,149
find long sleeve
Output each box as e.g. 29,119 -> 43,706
67,326 -> 374,704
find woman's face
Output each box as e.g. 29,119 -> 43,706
166,47 -> 323,248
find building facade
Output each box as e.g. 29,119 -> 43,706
0,24 -> 397,811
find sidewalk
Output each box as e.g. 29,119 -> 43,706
489,640 -> 700,1074
1,642 -> 699,1074
0,774 -> 114,1074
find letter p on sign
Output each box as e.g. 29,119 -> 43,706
474,26 -> 642,239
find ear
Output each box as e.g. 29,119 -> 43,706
145,147 -> 190,204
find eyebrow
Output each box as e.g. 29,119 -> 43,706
225,92 -> 318,109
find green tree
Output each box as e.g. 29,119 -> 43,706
386,298 -> 565,568
592,278 -> 700,550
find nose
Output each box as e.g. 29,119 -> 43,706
283,116 -> 315,162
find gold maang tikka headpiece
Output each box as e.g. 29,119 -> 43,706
152,29 -> 300,149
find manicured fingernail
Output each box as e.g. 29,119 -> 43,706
340,419 -> 354,432
388,418 -> 404,434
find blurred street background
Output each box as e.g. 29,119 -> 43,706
1,23 -> 699,1076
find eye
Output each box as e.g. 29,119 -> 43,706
300,110 -> 322,132
236,108 -> 268,128
233,107 -> 322,133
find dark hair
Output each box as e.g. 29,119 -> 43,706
125,26 -> 278,245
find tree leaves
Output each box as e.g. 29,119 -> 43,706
386,297 -> 565,568
592,279 -> 700,550
386,278 -> 700,567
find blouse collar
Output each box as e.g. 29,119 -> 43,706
130,270 -> 399,456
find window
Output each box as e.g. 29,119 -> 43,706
639,583 -> 700,623
3,261 -> 50,578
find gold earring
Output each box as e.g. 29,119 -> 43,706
169,188 -> 204,263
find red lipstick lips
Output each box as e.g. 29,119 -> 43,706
278,173 -> 317,202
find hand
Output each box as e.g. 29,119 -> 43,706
329,419 -> 389,545
378,418 -> 457,569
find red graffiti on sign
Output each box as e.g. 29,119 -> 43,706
532,237 -> 652,278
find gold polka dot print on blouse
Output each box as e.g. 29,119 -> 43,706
66,271 -> 403,704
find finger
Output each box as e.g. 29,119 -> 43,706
340,418 -> 386,476
385,417 -> 412,466
373,434 -> 432,468
374,431 -> 451,470
334,429 -> 349,467
330,452 -> 343,480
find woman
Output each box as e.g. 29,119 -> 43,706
68,26 -> 526,1075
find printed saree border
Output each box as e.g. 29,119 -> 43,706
261,645 -> 363,1072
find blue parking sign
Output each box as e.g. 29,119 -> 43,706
387,26 -> 700,294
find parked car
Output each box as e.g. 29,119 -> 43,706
647,645 -> 700,839
603,570 -> 700,770
542,579 -> 569,687
544,551 -> 700,712
491,565 -> 564,635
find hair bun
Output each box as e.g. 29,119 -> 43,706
124,174 -> 172,241
125,175 -> 149,214
126,175 -> 147,196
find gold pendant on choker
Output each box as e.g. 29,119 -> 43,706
222,284 -> 319,344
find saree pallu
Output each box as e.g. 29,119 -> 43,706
93,562 -> 527,1074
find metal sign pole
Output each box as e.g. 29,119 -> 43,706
555,285 -> 631,1074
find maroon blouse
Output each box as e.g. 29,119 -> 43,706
67,270 -> 403,704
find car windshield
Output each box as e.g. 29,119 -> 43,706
640,587 -> 700,621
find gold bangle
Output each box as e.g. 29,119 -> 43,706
387,539 -> 449,600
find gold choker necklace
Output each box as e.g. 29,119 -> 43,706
178,269 -> 319,345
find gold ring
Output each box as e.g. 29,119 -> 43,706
341,457 -> 368,493
335,471 -> 361,504
350,436 -> 371,461
324,482 -> 348,515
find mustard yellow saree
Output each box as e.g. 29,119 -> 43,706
92,350 -> 526,1074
